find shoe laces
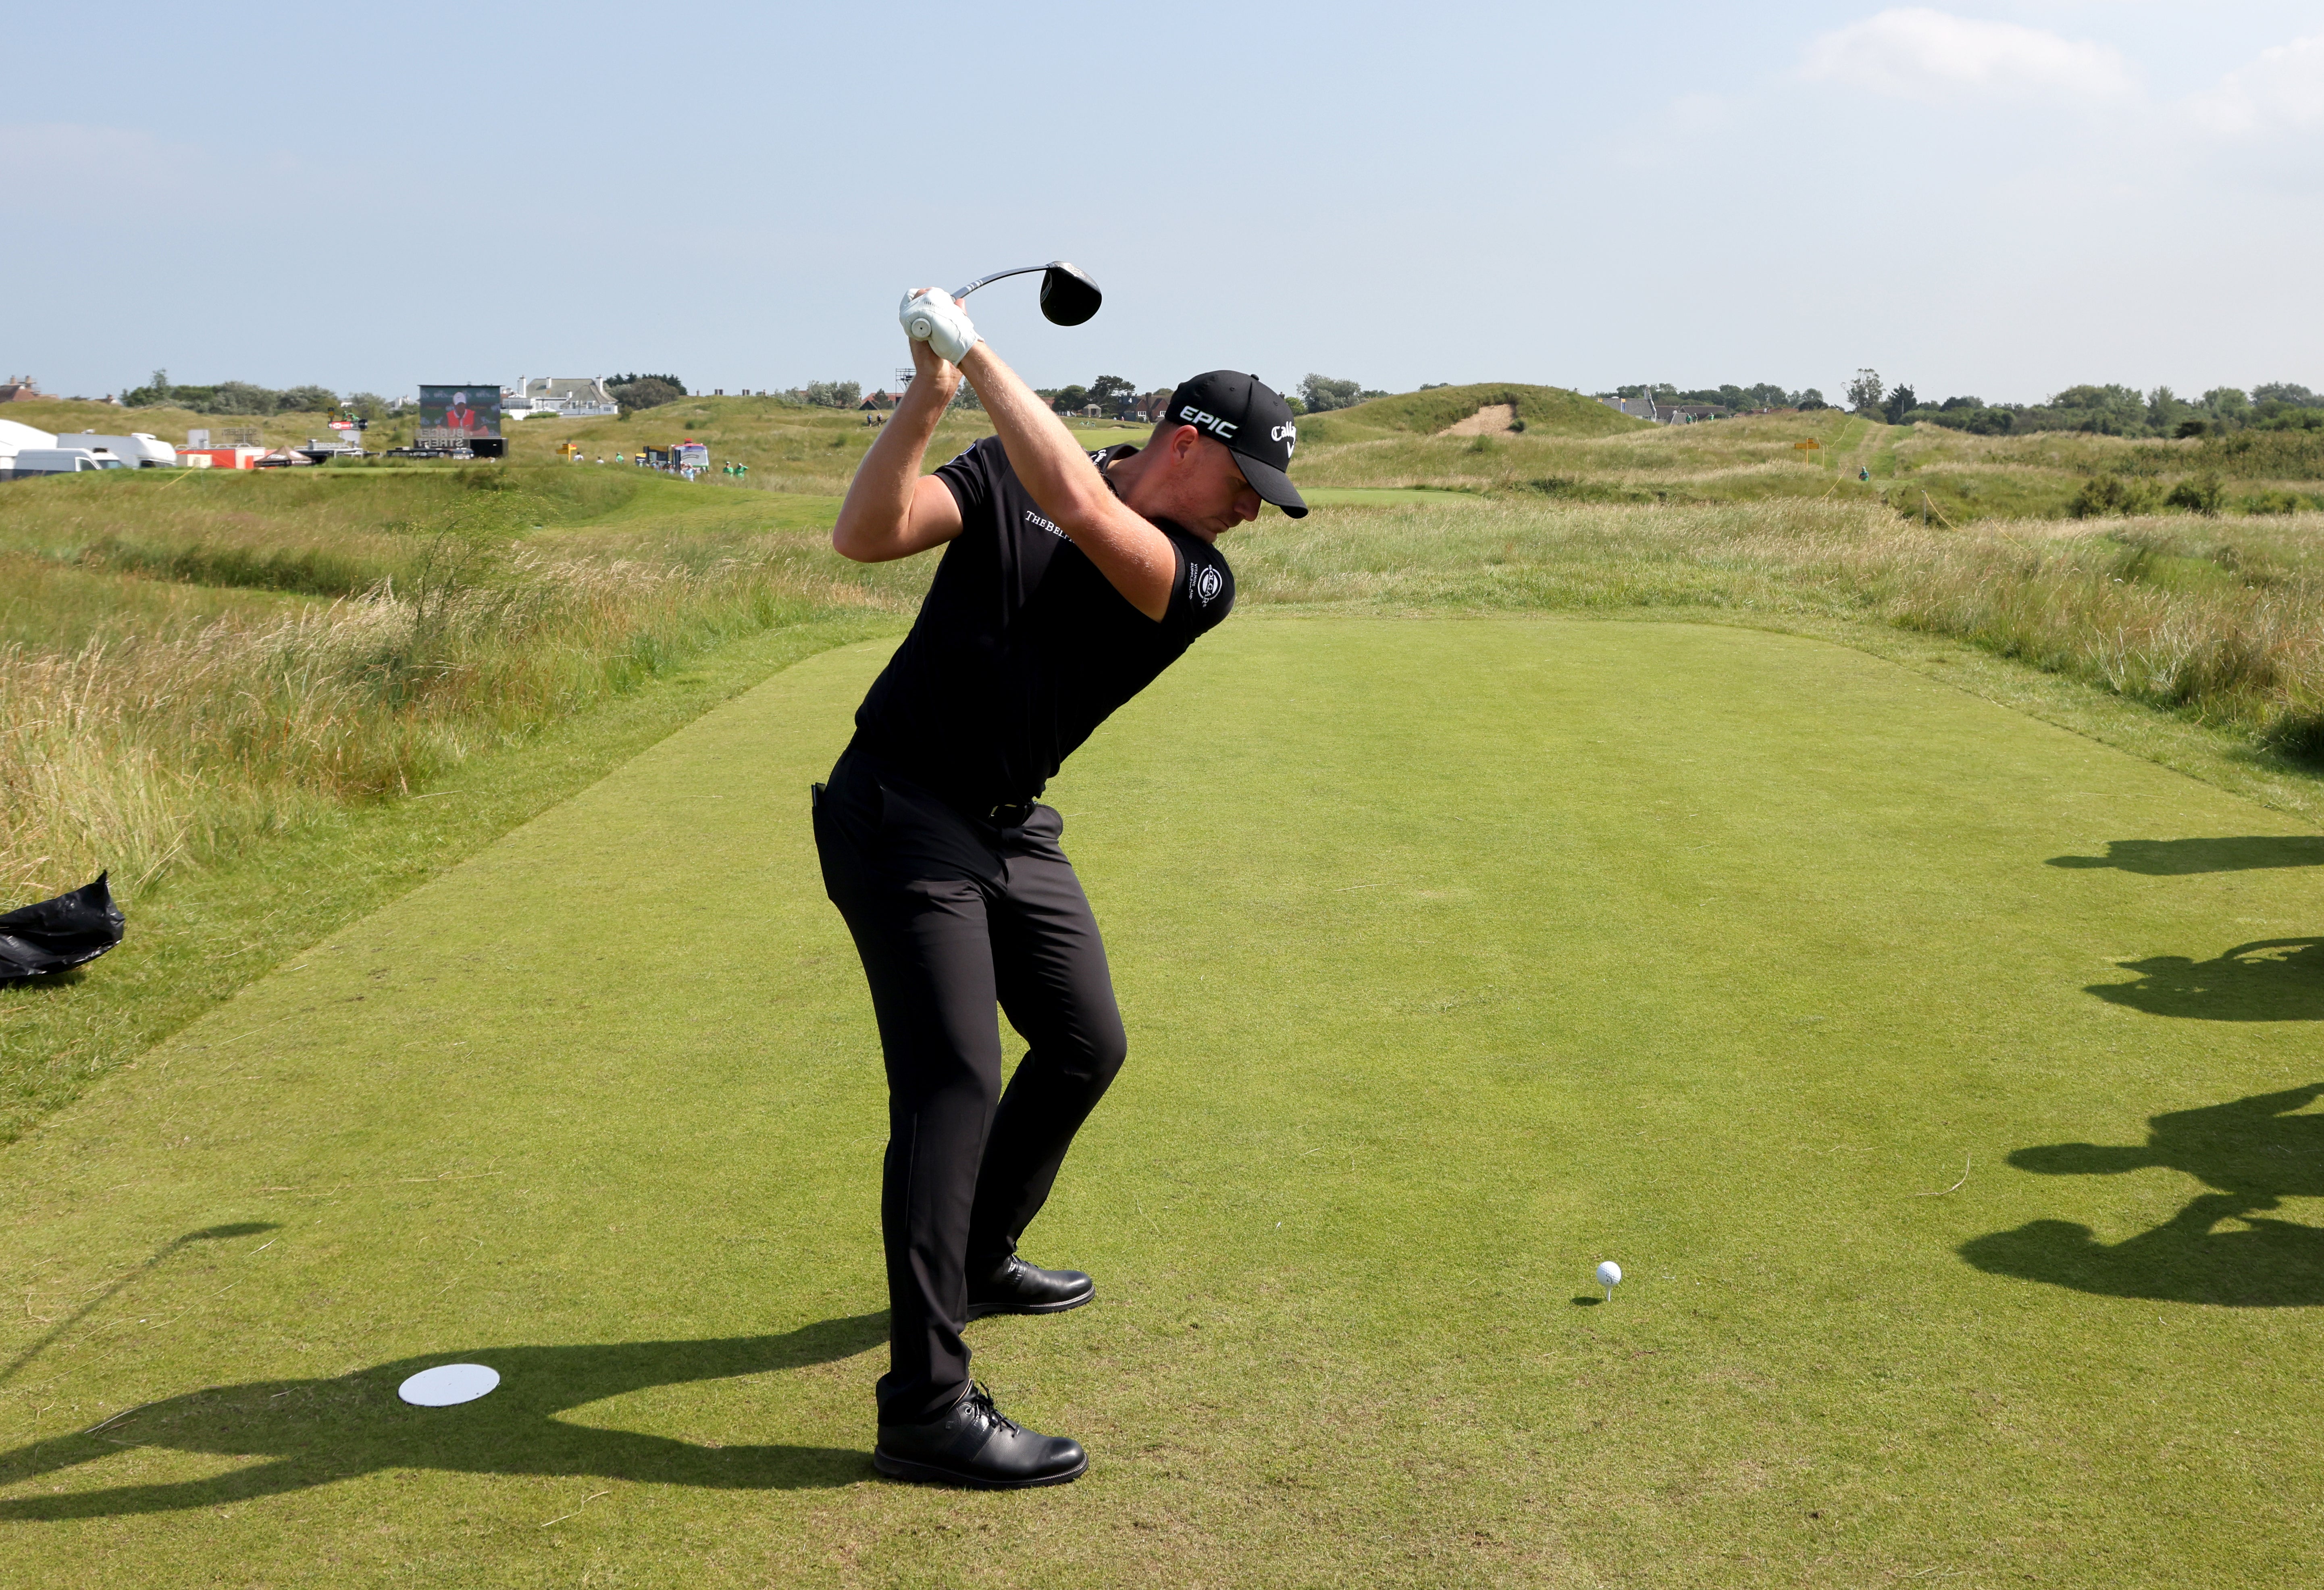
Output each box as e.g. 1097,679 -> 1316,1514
964,1381 -> 1021,1436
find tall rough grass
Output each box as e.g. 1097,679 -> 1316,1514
0,546 -> 901,900
10,467 -> 2322,905
1236,497 -> 2324,758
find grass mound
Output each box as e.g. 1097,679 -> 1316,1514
1296,382 -> 1649,444
2,398 -> 352,453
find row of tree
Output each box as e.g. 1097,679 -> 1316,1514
1299,375 -> 1389,413
1848,369 -> 2324,438
1017,373 -> 1388,418
112,367 -> 1405,424
120,370 -> 392,418
1612,382 -> 1832,412
607,373 -> 689,411
1030,375 -> 1143,416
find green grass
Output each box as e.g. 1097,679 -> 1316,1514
0,614 -> 900,1147
1298,486 -> 1489,507
0,466 -> 924,1140
0,556 -> 313,650
6,620 -> 2322,1586
10,384 -> 2324,1583
1227,495 -> 2324,787
12,467 -> 2324,1167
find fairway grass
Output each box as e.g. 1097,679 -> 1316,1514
6,618 -> 2322,1586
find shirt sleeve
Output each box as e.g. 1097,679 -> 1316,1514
1163,534 -> 1236,639
934,435 -> 1001,524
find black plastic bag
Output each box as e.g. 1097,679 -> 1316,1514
0,874 -> 127,979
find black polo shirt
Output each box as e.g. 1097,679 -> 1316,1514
849,436 -> 1236,815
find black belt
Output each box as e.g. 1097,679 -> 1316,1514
984,801 -> 1038,827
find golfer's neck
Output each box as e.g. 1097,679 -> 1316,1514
1103,450 -> 1167,523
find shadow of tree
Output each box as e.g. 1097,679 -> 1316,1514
0,1311 -> 887,1520
1961,1084 -> 2324,1305
2046,836 -> 2324,875
2086,939 -> 2324,1020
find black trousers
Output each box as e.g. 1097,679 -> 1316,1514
811,748 -> 1128,1425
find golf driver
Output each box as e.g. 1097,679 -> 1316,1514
905,261 -> 1103,340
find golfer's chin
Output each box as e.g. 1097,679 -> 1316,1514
1180,507 -> 1253,542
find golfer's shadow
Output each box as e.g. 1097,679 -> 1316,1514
1961,1084 -> 2324,1306
0,1310 -> 886,1521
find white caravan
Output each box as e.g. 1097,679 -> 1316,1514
55,430 -> 177,466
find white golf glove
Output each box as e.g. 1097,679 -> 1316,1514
899,287 -> 979,366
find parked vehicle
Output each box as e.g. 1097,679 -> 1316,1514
54,431 -> 177,466
5,447 -> 128,479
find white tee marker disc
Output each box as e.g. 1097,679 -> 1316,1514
398,1363 -> 500,1406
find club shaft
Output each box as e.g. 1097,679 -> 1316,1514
951,265 -> 1048,300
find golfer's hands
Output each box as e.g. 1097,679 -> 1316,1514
900,287 -> 979,366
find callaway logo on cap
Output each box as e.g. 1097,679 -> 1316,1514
1164,371 -> 1308,519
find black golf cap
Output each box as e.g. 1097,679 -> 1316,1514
1163,371 -> 1307,518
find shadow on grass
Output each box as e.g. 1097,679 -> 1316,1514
2085,937 -> 2324,1020
0,1224 -> 280,1389
0,967 -> 85,993
1962,1084 -> 2324,1305
2047,836 -> 2324,875
0,1311 -> 887,1519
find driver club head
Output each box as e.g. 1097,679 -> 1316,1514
1038,262 -> 1102,327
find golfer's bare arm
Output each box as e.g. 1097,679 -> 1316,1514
832,340 -> 966,563
830,312 -> 1178,621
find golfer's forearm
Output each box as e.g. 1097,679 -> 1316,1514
960,346 -> 1174,620
832,380 -> 956,562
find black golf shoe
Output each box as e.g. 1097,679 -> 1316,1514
965,1255 -> 1096,1320
873,1382 -> 1088,1490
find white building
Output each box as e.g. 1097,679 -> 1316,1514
503,377 -> 620,421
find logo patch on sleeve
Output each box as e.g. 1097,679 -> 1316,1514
1190,563 -> 1224,605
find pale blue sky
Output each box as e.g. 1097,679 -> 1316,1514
9,2 -> 2320,405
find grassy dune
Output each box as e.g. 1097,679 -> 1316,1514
1294,381 -> 1650,442
2,398 -> 355,452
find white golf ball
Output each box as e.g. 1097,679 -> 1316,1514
1596,1260 -> 1623,1289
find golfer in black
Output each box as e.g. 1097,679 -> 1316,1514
816,287 -> 1305,1488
